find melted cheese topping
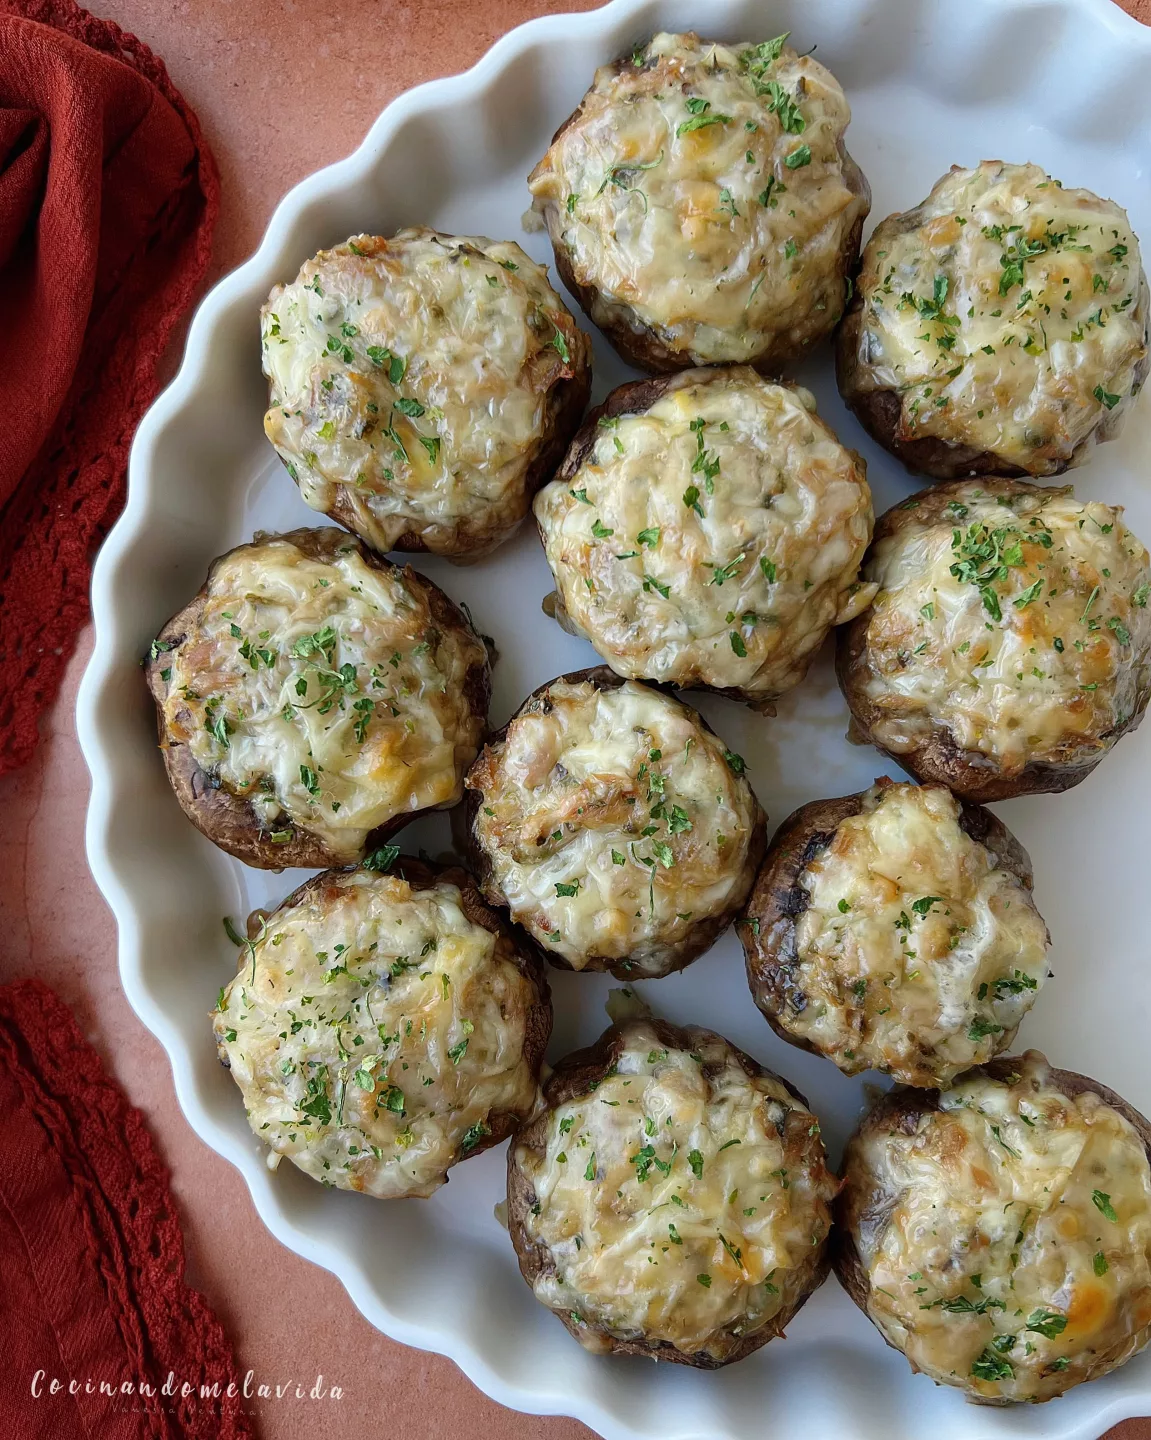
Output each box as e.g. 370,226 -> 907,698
163,536 -> 486,860
528,32 -> 867,366
850,1054 -> 1151,1401
517,1021 -> 836,1357
262,229 -> 585,555
847,162 -> 1149,472
859,485 -> 1151,773
535,371 -> 875,701
467,678 -> 762,975
214,870 -> 541,1199
786,782 -> 1048,1085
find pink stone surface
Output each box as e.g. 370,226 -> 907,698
1,2 -> 1147,1435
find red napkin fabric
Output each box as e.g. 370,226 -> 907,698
0,978 -> 254,1439
0,0 -> 218,775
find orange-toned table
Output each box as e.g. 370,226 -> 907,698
2,3 -> 1148,1436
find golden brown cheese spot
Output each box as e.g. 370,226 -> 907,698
788,782 -> 1048,1084
848,162 -> 1149,472
518,1023 -> 836,1357
535,371 -> 875,701
860,484 -> 1151,771
468,679 -> 762,974
261,229 -> 583,555
854,1054 -> 1151,1401
214,870 -> 540,1198
164,538 -> 486,860
529,32 -> 867,366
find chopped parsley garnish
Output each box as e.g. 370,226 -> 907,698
1025,1309 -> 1067,1339
1093,1190 -> 1118,1223
971,1347 -> 1014,1382
362,844 -> 401,872
784,144 -> 811,169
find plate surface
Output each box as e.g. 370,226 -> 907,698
77,0 -> 1151,1436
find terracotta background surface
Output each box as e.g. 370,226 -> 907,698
2,1 -> 1150,1436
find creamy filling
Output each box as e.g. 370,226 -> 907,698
520,1021 -> 835,1355
848,162 -> 1147,470
529,31 -> 867,364
262,229 -> 582,552
860,486 -> 1151,771
789,782 -> 1048,1083
854,1055 -> 1151,1400
468,678 -> 760,973
215,870 -> 540,1199
535,371 -> 875,700
163,538 -> 486,858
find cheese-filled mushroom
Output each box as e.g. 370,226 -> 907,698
837,479 -> 1151,801
534,369 -> 876,706
528,31 -> 869,373
145,529 -> 489,868
261,228 -> 591,559
837,161 -> 1150,480
740,780 -> 1050,1086
465,669 -> 765,979
214,860 -> 550,1198
836,1053 -> 1151,1403
507,1018 -> 837,1366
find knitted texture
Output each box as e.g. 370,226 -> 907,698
0,0 -> 218,774
0,978 -> 255,1438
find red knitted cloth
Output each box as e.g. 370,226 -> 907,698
0,979 -> 254,1439
0,0 -> 218,774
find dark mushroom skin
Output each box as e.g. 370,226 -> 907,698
507,1017 -> 837,1366
534,369 -> 875,708
739,779 -> 1050,1086
528,32 -> 869,374
145,528 -> 490,868
261,228 -> 592,560
836,479 -> 1151,801
465,667 -> 766,979
214,856 -> 551,1198
836,161 -> 1149,481
835,1052 -> 1151,1403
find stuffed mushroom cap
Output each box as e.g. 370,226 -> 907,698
507,1017 -> 837,1365
213,860 -> 551,1198
528,31 -> 869,372
534,369 -> 876,706
146,528 -> 489,867
465,669 -> 766,979
261,228 -> 591,559
837,480 -> 1151,800
836,1052 -> 1151,1403
837,161 -> 1150,480
740,779 -> 1050,1086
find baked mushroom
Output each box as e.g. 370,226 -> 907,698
836,1052 -> 1151,1403
261,228 -> 591,559
837,479 -> 1151,801
507,1017 -> 837,1365
837,161 -> 1150,480
534,368 -> 876,706
465,668 -> 765,979
528,31 -> 869,372
740,779 -> 1050,1086
213,858 -> 551,1199
145,528 -> 489,868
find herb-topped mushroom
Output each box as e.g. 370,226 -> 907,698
836,1052 -> 1151,1403
145,528 -> 490,867
261,228 -> 591,559
507,1017 -> 837,1365
837,161 -> 1149,479
214,859 -> 550,1198
534,369 -> 876,708
740,779 -> 1051,1086
837,480 -> 1151,800
465,669 -> 766,979
528,31 -> 869,372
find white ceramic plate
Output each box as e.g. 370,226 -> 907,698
78,1 -> 1151,1435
